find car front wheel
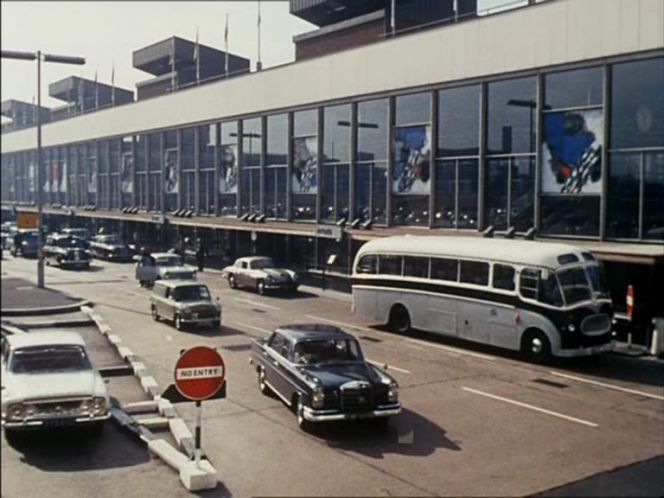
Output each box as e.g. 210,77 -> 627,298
228,275 -> 237,289
174,314 -> 184,331
258,367 -> 270,395
257,280 -> 266,295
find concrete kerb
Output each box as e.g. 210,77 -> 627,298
1,300 -> 93,317
80,306 -> 217,492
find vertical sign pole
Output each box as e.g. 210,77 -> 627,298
195,400 -> 202,468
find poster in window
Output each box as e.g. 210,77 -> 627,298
29,163 -> 36,193
121,153 -> 134,194
292,136 -> 318,194
219,144 -> 238,194
392,125 -> 431,195
88,157 -> 97,193
542,109 -> 603,194
59,160 -> 67,193
163,149 -> 178,194
46,161 -> 59,193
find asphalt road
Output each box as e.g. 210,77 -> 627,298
2,255 -> 663,497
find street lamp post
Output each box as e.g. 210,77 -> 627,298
1,50 -> 85,288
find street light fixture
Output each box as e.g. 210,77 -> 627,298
1,49 -> 85,289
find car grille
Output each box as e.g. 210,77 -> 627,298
27,398 -> 87,416
581,313 -> 611,335
191,306 -> 217,319
340,381 -> 372,413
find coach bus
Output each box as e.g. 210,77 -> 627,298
351,236 -> 614,361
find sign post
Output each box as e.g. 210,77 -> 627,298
626,285 -> 634,349
173,346 -> 225,469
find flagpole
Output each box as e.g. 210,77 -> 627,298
111,60 -> 116,106
224,13 -> 229,78
257,1 -> 262,71
94,70 -> 99,110
195,26 -> 200,84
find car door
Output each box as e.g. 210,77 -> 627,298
237,261 -> 251,288
263,333 -> 291,401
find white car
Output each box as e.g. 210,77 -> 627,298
222,256 -> 298,295
1,331 -> 110,434
135,252 -> 197,287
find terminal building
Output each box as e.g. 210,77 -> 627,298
1,0 -> 663,338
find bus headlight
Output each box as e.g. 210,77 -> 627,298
568,324 -> 576,332
388,383 -> 399,403
312,387 -> 325,409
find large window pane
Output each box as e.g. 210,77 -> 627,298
324,104 -> 351,163
458,159 -> 478,229
438,85 -> 480,157
434,160 -> 455,227
486,158 -> 508,230
372,162 -> 387,225
357,99 -> 388,162
294,109 -> 317,136
267,114 -> 288,165
242,118 -> 262,167
355,163 -> 371,222
545,67 -> 603,109
611,57 -> 664,149
487,77 -> 537,154
395,92 -> 430,125
607,152 -> 640,239
510,156 -> 534,231
540,195 -> 599,236
643,151 -> 664,240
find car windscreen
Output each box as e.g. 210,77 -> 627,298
557,267 -> 592,305
250,258 -> 275,270
99,235 -> 121,244
292,339 -> 362,365
10,345 -> 92,374
53,236 -> 86,248
171,285 -> 211,302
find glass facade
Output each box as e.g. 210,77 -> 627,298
2,56 -> 662,243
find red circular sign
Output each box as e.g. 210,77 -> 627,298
174,346 -> 225,401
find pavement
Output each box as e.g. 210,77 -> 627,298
0,277 -> 89,314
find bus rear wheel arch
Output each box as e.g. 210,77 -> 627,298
521,328 -> 552,363
389,304 -> 411,334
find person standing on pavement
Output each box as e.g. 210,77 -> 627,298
196,237 -> 206,272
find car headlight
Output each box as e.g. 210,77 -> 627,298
7,403 -> 26,421
312,387 -> 325,409
91,397 -> 107,415
265,276 -> 274,283
388,382 -> 399,403
181,308 -> 192,318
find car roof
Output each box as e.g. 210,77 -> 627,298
152,252 -> 180,258
273,324 -> 354,343
6,331 -> 86,349
155,279 -> 205,289
239,256 -> 272,262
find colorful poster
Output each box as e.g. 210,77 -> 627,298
542,109 -> 603,194
219,144 -> 238,194
292,136 -> 318,194
59,160 -> 67,193
88,157 -> 97,193
393,125 -> 431,195
163,149 -> 178,194
121,153 -> 134,194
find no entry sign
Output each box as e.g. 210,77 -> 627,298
174,346 -> 225,401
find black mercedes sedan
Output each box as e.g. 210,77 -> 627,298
250,324 -> 401,431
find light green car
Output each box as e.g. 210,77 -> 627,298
150,280 -> 221,331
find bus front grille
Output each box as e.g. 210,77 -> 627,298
581,313 -> 611,336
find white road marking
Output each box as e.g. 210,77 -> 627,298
462,386 -> 599,428
233,322 -> 272,335
406,338 -> 495,361
366,359 -> 412,375
549,371 -> 664,401
305,315 -> 375,334
234,298 -> 281,311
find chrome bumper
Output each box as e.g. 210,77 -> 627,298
302,403 -> 401,422
2,412 -> 111,429
182,316 -> 221,324
557,340 -> 614,357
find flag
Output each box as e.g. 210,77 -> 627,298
195,26 -> 200,83
94,70 -> 99,109
224,14 -> 229,76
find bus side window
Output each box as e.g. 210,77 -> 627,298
493,264 -> 515,291
519,268 -> 540,299
356,255 -> 378,274
431,258 -> 458,281
459,260 -> 489,286
403,256 -> 428,278
379,255 -> 402,276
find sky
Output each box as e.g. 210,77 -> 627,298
1,0 -> 521,117
1,1 -> 316,111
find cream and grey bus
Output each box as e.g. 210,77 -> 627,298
352,236 -> 614,361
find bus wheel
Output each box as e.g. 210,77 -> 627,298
389,305 -> 411,334
521,329 -> 551,363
